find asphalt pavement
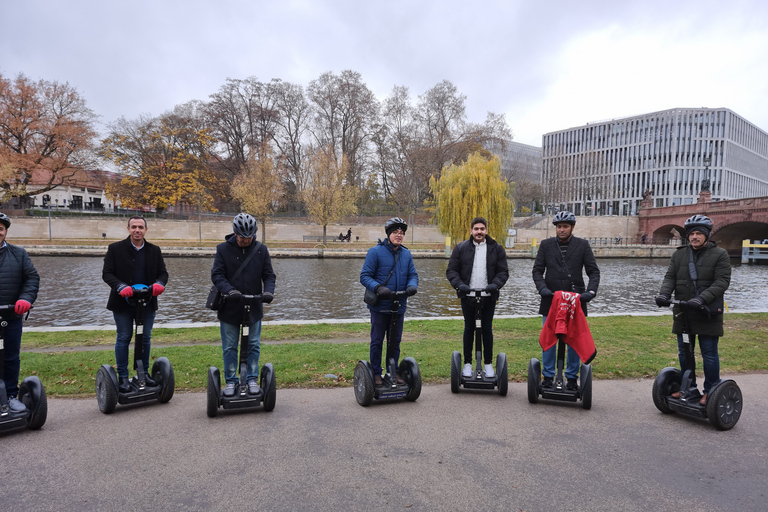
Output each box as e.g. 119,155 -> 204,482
2,374 -> 767,512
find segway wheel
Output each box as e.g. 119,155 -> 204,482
400,357 -> 422,402
353,361 -> 374,406
450,351 -> 461,394
496,353 -> 508,396
652,367 -> 681,414
96,365 -> 118,414
707,380 -> 742,431
580,363 -> 592,410
527,358 -> 540,404
153,357 -> 175,404
19,376 -> 47,430
206,367 -> 220,418
261,363 -> 277,412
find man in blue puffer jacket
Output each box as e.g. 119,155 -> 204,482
0,212 -> 40,413
360,217 -> 419,386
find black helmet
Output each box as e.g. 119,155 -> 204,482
684,214 -> 713,239
552,211 -> 576,226
0,212 -> 9,229
385,217 -> 408,236
233,213 -> 257,238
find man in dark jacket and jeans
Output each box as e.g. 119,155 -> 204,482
103,216 -> 168,392
446,217 -> 509,378
212,213 -> 276,397
0,212 -> 40,413
532,211 -> 600,390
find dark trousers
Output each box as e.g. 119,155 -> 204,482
369,310 -> 405,376
461,297 -> 496,365
2,317 -> 23,397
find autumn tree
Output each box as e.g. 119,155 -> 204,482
100,104 -> 226,213
429,152 -> 513,245
302,146 -> 358,243
231,149 -> 284,242
0,73 -> 97,204
271,80 -> 312,211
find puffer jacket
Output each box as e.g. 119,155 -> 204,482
360,239 -> 418,315
659,242 -> 731,336
0,243 -> 40,312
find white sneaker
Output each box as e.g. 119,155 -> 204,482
462,363 -> 472,377
484,364 -> 495,378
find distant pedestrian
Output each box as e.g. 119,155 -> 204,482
641,234 -> 647,244
347,228 -> 352,242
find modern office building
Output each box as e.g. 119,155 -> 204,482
541,107 -> 768,216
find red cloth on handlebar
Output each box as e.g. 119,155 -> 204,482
539,291 -> 596,364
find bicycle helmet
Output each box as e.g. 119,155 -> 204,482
0,212 -> 10,228
684,214 -> 713,239
385,217 -> 408,236
232,213 -> 257,238
552,211 -> 576,226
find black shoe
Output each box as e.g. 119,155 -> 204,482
143,374 -> 157,387
541,377 -> 553,388
119,377 -> 132,393
566,378 -> 578,391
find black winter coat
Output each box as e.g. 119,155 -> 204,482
446,235 -> 509,299
532,236 -> 600,316
0,243 -> 40,313
102,237 -> 168,312
211,234 -> 276,325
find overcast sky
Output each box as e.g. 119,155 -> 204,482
2,0 -> 767,147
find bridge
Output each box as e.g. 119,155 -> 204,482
638,191 -> 768,255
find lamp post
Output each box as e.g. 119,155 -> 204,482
48,203 -> 52,241
701,156 -> 712,192
623,201 -> 629,243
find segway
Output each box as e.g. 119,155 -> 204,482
354,290 -> 422,406
450,289 -> 508,395
651,300 -> 742,430
527,335 -> 592,409
207,294 -> 275,417
0,305 -> 47,432
95,284 -> 175,414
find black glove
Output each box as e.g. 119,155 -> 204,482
405,286 -> 417,297
375,285 -> 392,299
227,289 -> 242,299
262,291 -> 274,304
458,284 -> 470,296
580,291 -> 595,303
539,287 -> 554,298
485,283 -> 498,293
655,294 -> 671,307
686,296 -> 706,310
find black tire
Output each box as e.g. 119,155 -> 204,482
206,367 -> 220,418
19,377 -> 47,430
450,351 -> 461,394
580,364 -> 592,410
96,365 -> 118,414
707,380 -> 742,431
153,357 -> 175,404
496,353 -> 508,397
527,358 -> 540,404
353,361 -> 374,406
400,357 -> 422,402
262,363 -> 277,412
652,367 -> 681,414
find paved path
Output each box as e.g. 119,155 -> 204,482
2,374 -> 767,511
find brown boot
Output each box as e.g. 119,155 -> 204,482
670,391 -> 681,398
699,393 -> 708,405
374,375 -> 383,387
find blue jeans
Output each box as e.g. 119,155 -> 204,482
2,317 -> 23,397
541,315 -> 581,379
114,308 -> 156,379
677,334 -> 720,394
370,310 -> 405,376
220,320 -> 261,384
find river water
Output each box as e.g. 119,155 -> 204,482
25,256 -> 765,327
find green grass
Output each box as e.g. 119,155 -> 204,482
20,313 -> 768,397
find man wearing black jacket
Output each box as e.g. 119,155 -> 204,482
446,217 -> 509,378
102,216 -> 168,392
532,211 -> 600,390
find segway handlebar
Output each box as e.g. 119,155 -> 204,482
668,299 -> 706,311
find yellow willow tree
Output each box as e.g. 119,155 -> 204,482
231,151 -> 284,243
429,151 -> 513,245
302,146 -> 358,244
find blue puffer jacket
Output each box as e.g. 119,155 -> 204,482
0,243 -> 40,311
360,239 -> 418,314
